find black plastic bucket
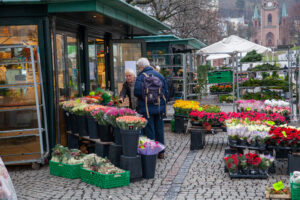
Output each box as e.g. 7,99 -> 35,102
121,129 -> 140,157
67,133 -> 79,149
141,154 -> 157,179
64,111 -> 72,131
120,155 -> 142,180
95,142 -> 110,158
98,124 -> 113,142
113,126 -> 122,145
108,143 -> 123,167
70,113 -> 79,134
78,115 -> 88,136
174,116 -> 185,133
190,129 -> 205,150
87,116 -> 99,139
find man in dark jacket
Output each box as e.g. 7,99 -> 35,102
134,58 -> 168,159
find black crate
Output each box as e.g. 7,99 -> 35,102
67,134 -> 79,149
108,143 -> 123,167
174,116 -> 185,133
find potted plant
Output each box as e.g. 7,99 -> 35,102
71,103 -> 89,136
246,152 -> 261,175
259,155 -> 274,174
92,106 -> 113,142
138,137 -> 165,179
238,154 -> 248,174
85,105 -> 103,139
116,116 -> 147,157
224,154 -> 238,175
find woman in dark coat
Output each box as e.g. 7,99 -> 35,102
119,69 -> 138,110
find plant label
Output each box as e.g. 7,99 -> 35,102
282,131 -> 287,138
273,181 -> 284,191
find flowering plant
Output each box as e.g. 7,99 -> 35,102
188,110 -> 228,126
116,116 -> 147,131
173,100 -> 199,116
246,152 -> 261,167
84,105 -> 103,116
210,84 -> 232,93
60,100 -> 78,112
138,136 -> 165,155
267,125 -> 300,147
91,106 -> 111,125
104,108 -> 137,126
71,103 -> 89,115
224,154 -> 239,173
259,154 -> 274,171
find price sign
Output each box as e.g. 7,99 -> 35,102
282,131 -> 287,138
273,181 -> 284,191
246,107 -> 251,111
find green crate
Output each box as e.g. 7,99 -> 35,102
208,76 -> 233,84
208,71 -> 232,78
49,160 -> 82,179
80,167 -> 130,189
290,174 -> 300,200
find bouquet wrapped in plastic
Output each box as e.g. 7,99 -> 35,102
91,106 -> 111,125
116,116 -> 147,131
138,136 -> 165,155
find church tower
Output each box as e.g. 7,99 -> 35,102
280,3 -> 289,45
261,0 -> 280,47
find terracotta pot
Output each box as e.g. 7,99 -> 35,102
203,124 -> 212,131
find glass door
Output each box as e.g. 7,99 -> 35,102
54,33 -> 79,101
111,40 -> 145,94
88,38 -> 106,91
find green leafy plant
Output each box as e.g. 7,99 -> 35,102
241,50 -> 263,62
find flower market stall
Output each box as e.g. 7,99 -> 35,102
51,88 -> 165,187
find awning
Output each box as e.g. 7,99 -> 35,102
197,35 -> 271,54
206,54 -> 231,60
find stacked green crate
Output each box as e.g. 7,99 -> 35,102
208,71 -> 233,84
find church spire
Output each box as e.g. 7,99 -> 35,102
252,5 -> 260,20
282,3 -> 288,17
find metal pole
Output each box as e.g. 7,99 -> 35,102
232,54 -> 235,111
235,53 -> 240,100
297,51 -> 300,121
183,54 -> 187,100
288,48 -> 293,119
52,16 -> 61,144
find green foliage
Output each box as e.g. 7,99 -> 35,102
248,63 -> 279,71
242,91 -> 283,100
196,65 -> 209,99
241,50 -> 263,62
160,68 -> 172,78
240,77 -> 289,92
219,94 -> 233,103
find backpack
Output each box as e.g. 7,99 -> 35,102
142,72 -> 167,118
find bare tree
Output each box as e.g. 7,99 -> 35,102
128,0 -> 221,44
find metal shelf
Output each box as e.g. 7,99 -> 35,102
0,104 -> 43,112
0,128 -> 44,134
0,61 -> 37,65
0,134 -> 40,139
0,83 -> 40,89
239,86 -> 288,89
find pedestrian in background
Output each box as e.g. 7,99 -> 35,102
134,58 -> 168,159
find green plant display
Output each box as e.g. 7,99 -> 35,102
195,65 -> 209,99
242,91 -> 283,100
248,63 -> 280,71
240,50 -> 263,62
219,94 -> 233,103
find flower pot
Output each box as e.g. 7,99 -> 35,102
228,138 -> 238,146
78,115 -> 88,137
87,116 -> 99,139
203,124 -> 212,131
98,124 -> 113,142
64,111 -> 72,131
113,127 -> 122,145
95,143 -> 110,158
121,129 -> 140,157
70,113 -> 79,134
108,143 -> 123,167
240,139 -> 248,146
120,155 -> 142,181
141,154 -> 157,179
190,129 -> 205,150
288,153 -> 300,174
67,133 -> 79,149
174,116 -> 185,133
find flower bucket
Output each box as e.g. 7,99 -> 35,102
70,113 -> 79,134
64,111 -> 72,132
190,129 -> 205,150
120,155 -> 142,180
141,154 -> 157,179
108,143 -> 123,167
78,115 -> 88,136
98,124 -> 113,142
121,129 -> 140,157
113,126 -> 122,145
87,116 -> 99,139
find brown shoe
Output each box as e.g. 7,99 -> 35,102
158,153 -> 165,159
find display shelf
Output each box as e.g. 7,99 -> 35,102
228,172 -> 268,179
71,133 -> 113,145
0,83 -> 40,89
228,143 -> 267,151
0,104 -> 42,112
0,61 -> 37,65
237,69 -> 293,74
239,86 -> 288,89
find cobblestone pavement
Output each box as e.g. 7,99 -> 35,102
7,125 -> 290,200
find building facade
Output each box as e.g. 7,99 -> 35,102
251,0 -> 289,47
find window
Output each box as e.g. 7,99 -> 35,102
268,14 -> 272,24
266,32 -> 274,46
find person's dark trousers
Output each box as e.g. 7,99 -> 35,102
144,114 -> 165,153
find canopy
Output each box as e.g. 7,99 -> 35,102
197,35 -> 271,55
206,54 -> 231,60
